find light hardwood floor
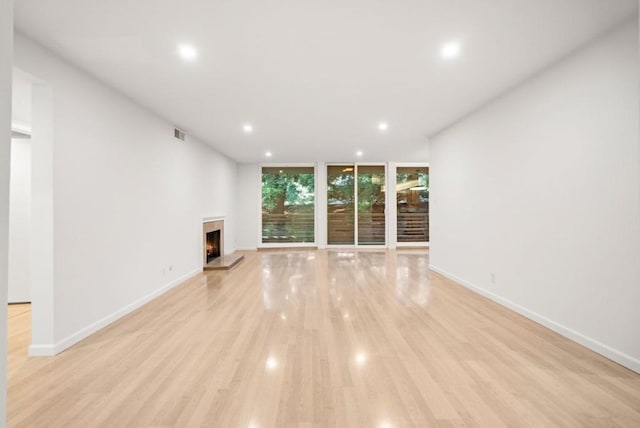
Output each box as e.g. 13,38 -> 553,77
7,250 -> 640,427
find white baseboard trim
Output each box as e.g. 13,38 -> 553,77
396,242 -> 430,248
429,264 -> 640,374
28,344 -> 56,357
28,268 -> 201,357
235,247 -> 258,251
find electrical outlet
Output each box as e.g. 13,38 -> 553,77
162,268 -> 166,276
169,265 -> 173,271
490,272 -> 496,284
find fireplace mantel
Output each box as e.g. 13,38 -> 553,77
203,215 -> 225,223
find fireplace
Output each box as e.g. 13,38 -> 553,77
202,217 -> 244,270
206,230 -> 221,263
203,219 -> 224,267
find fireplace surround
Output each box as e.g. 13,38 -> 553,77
202,217 -> 244,270
202,219 -> 224,267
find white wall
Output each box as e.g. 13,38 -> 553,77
429,20 -> 640,372
13,33 -> 238,355
236,163 -> 260,250
29,81 -> 55,350
11,69 -> 31,132
0,0 -> 12,423
8,138 -> 31,302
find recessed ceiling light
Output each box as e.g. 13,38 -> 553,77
378,122 -> 389,131
243,124 -> 253,133
265,151 -> 272,157
441,42 -> 461,60
177,44 -> 198,61
356,150 -> 363,157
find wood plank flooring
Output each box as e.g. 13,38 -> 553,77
7,250 -> 640,427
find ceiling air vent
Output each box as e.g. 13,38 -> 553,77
174,127 -> 186,141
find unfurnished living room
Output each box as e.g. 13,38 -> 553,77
1,0 -> 639,427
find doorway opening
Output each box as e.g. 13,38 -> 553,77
8,67 -> 55,357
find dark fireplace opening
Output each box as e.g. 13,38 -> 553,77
206,230 -> 221,263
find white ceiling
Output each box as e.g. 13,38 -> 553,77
14,0 -> 638,163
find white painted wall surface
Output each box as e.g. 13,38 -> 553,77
11,69 -> 31,131
236,163 -> 260,250
315,162 -> 327,248
8,138 -> 31,302
429,20 -> 640,372
13,33 -> 238,354
0,0 -> 13,422
28,82 -> 55,352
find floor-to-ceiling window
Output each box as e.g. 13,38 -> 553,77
327,165 -> 355,245
261,166 -> 315,243
396,166 -> 429,243
357,165 -> 385,245
327,164 -> 386,246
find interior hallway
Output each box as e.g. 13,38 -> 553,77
7,250 -> 640,427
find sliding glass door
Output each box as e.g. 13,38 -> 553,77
396,166 -> 429,243
357,165 -> 385,245
327,164 -> 386,246
327,165 -> 355,245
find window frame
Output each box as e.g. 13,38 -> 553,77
259,163 -> 318,248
